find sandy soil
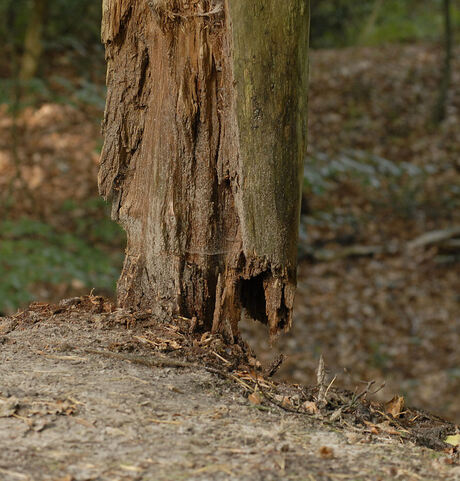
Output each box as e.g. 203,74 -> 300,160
0,301 -> 458,481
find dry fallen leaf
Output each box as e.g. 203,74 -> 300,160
365,420 -> 402,436
302,401 -> 319,414
385,395 -> 405,418
274,454 -> 285,471
319,446 -> 334,459
193,464 -> 233,475
281,396 -> 293,409
248,392 -> 262,406
376,421 -> 402,436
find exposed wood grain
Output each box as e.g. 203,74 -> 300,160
100,0 -> 309,338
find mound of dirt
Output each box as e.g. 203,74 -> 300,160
0,297 -> 458,480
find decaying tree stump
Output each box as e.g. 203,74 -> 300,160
99,0 -> 309,337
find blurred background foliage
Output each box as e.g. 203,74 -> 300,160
1,0 -> 457,108
0,0 -> 104,109
311,0 -> 459,47
0,0 -> 118,314
0,0 -> 459,419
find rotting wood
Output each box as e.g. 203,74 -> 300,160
99,0 -> 310,338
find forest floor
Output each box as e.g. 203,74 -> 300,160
244,44 -> 460,423
0,43 -> 459,425
1,298 -> 459,481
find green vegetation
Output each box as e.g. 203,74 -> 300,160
0,206 -> 124,313
311,0 -> 459,47
0,0 -> 102,73
0,0 -> 103,109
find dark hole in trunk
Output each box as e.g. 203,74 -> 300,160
239,273 -> 268,325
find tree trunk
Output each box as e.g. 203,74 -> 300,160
99,0 -> 309,338
19,0 -> 47,82
433,0 -> 452,124
358,0 -> 383,44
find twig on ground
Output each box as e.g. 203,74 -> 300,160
316,355 -> 327,408
254,378 -> 304,414
212,351 -> 231,365
324,375 -> 337,400
330,380 -> 384,422
80,347 -> 253,391
35,350 -> 87,362
267,354 -> 285,378
133,335 -> 158,346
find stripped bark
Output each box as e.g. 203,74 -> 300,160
99,0 -> 309,338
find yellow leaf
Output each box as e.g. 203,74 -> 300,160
119,465 -> 143,472
445,434 -> 460,446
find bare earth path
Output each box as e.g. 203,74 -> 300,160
0,302 -> 459,481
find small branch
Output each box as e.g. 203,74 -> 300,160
256,379 -> 303,414
80,347 -> 251,390
407,227 -> 460,250
324,375 -> 337,400
330,380 -> 384,422
266,354 -> 285,378
316,355 -> 327,408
